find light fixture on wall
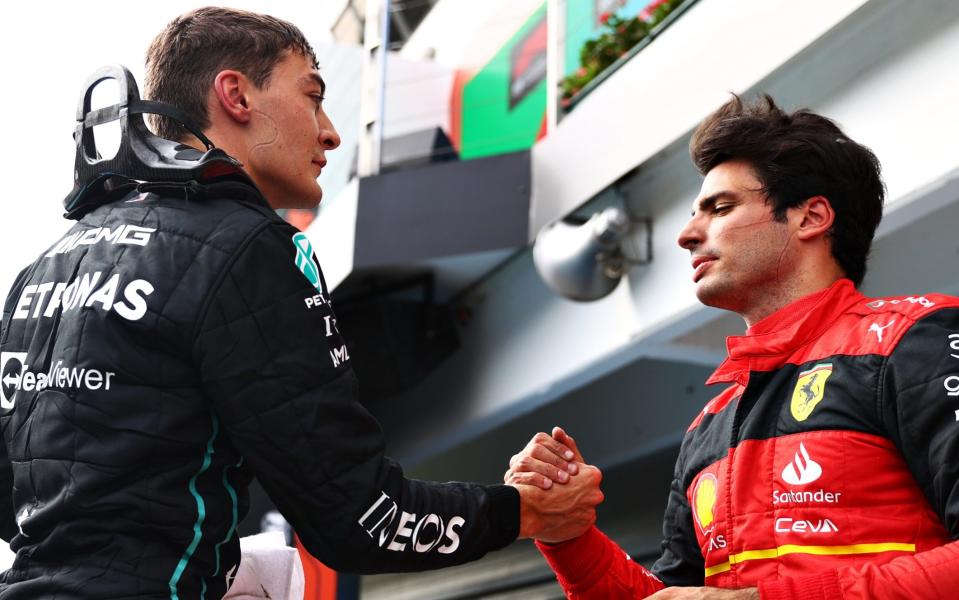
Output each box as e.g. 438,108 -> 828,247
532,207 -> 651,302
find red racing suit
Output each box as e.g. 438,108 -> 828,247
538,279 -> 959,599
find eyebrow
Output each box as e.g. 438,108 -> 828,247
691,190 -> 739,215
300,72 -> 326,95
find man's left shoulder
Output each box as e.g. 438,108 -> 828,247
838,292 -> 959,356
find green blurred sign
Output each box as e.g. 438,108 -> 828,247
456,0 -> 664,159
458,3 -> 547,160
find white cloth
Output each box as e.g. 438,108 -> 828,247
0,543 -> 14,571
224,531 -> 304,600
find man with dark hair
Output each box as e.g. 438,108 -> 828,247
688,95 -> 884,288
0,7 -> 603,598
506,95 -> 959,598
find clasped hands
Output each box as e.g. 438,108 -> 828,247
505,428 -> 758,599
505,426 -> 604,544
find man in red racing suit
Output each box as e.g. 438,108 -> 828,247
505,95 -> 959,599
537,281 -> 959,599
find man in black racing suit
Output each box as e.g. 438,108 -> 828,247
0,7 -> 603,599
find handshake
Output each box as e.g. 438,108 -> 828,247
504,426 -> 605,544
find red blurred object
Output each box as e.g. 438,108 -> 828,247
294,535 -> 338,599
639,0 -> 671,21
448,68 -> 476,154
285,209 -> 318,231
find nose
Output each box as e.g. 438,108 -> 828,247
677,214 -> 703,251
318,113 -> 341,150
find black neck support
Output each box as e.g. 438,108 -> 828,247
63,64 -> 253,219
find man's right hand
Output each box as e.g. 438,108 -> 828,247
514,467 -> 604,543
506,427 -> 605,543
504,427 -> 584,490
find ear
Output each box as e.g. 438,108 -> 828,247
211,70 -> 252,124
794,195 -> 835,241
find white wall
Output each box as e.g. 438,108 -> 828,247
819,11 -> 959,206
530,0 -> 870,235
386,0 -> 959,459
401,0 -> 546,70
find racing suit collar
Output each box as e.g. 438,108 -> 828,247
707,278 -> 863,385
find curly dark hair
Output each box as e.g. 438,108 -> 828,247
689,94 -> 885,286
145,7 -> 318,141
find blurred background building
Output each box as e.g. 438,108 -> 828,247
281,0 -> 959,597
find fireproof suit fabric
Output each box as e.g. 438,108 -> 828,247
538,279 -> 959,599
0,183 -> 519,599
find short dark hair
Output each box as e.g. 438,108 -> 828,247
145,6 -> 318,141
689,94 -> 885,286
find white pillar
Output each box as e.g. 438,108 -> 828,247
358,0 -> 391,176
546,0 -> 567,131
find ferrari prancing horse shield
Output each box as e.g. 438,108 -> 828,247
791,363 -> 833,422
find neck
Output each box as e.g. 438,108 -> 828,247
182,124 -> 245,163
741,270 -> 845,327
174,133 -> 217,154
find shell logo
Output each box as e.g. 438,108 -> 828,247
693,472 -> 719,533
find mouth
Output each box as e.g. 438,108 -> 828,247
691,256 -> 717,283
312,159 -> 327,172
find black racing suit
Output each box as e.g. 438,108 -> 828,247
0,181 -> 518,599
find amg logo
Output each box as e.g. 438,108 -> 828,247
45,224 -> 156,257
330,345 -> 350,367
13,272 -> 154,322
358,491 -> 464,555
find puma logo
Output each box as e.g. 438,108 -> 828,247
869,320 -> 895,343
